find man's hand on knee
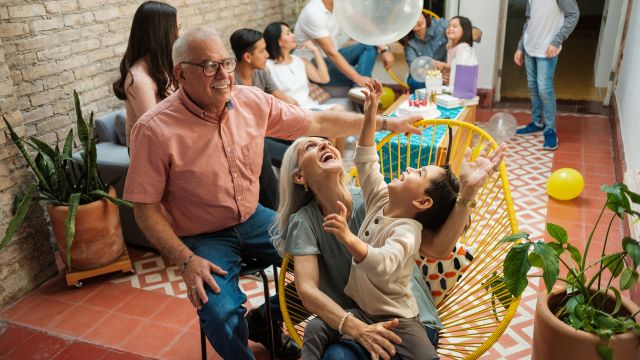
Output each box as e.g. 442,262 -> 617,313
182,255 -> 228,309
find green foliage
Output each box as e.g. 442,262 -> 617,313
1,91 -> 132,269
499,183 -> 640,360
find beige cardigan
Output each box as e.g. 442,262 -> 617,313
344,146 -> 422,318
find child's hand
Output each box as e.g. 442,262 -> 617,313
323,201 -> 351,243
361,79 -> 383,116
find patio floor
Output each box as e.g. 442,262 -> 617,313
0,108 -> 623,360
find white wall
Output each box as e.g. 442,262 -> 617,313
615,1 -> 640,173
446,0 -> 501,89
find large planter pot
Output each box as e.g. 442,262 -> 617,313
48,187 -> 125,270
532,287 -> 640,360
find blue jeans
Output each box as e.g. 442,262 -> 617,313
524,52 -> 558,132
322,326 -> 440,360
326,43 -> 377,86
181,204 -> 281,360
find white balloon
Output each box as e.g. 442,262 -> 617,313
410,56 -> 436,80
487,112 -> 518,143
334,0 -> 423,46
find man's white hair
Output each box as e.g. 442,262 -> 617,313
172,27 -> 222,64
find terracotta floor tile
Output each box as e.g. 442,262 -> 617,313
102,350 -> 152,360
584,161 -> 615,176
554,141 -> 582,155
52,341 -> 110,360
7,330 -> 68,360
36,275 -> 102,305
551,159 -> 584,173
159,330 -> 202,360
81,313 -> 145,348
0,294 -> 42,321
82,283 -> 137,311
11,297 -> 72,329
119,322 -> 183,358
113,288 -> 170,319
546,204 -> 582,224
0,323 -> 34,355
48,304 -> 109,338
150,296 -> 197,329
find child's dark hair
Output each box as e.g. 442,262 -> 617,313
414,164 -> 460,231
399,11 -> 431,47
451,16 -> 473,48
230,28 -> 263,62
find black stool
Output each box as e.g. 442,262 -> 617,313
200,261 -> 278,360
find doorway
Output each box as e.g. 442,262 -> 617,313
499,0 -> 606,102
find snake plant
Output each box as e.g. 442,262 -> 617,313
1,90 -> 132,269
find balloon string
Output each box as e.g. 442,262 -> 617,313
386,69 -> 409,89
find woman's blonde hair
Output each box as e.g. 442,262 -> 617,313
270,137 -> 314,253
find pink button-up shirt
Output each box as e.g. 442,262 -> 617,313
124,85 -> 312,236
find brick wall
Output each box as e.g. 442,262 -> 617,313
0,0 -> 300,309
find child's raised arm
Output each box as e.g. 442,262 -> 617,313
358,80 -> 383,147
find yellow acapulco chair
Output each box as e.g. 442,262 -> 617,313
278,119 -> 521,359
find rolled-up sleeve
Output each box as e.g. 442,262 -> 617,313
265,94 -> 313,139
123,122 -> 168,203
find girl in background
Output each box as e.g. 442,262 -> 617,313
113,1 -> 178,145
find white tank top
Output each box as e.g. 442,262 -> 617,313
266,56 -> 320,109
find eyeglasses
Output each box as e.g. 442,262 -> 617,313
180,58 -> 237,77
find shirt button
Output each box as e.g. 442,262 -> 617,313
374,219 -> 379,224
233,173 -> 238,178
226,147 -> 231,152
237,196 -> 242,200
365,231 -> 369,236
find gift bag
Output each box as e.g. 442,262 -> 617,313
450,46 -> 478,99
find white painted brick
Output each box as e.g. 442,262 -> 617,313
0,23 -> 30,38
22,62 -> 58,81
31,18 -> 65,33
44,0 -> 78,14
63,12 -> 95,27
8,4 -> 46,18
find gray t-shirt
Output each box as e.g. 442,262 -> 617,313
282,187 -> 443,330
234,69 -> 278,94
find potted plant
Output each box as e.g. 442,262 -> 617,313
499,183 -> 640,360
1,90 -> 132,271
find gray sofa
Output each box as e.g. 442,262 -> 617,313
85,109 -> 155,249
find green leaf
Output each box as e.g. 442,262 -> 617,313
547,223 -> 568,244
596,345 -> 613,360
569,311 -> 584,329
566,244 -> 583,267
88,190 -> 133,208
532,241 -> 560,294
566,271 -> 586,294
64,193 -> 81,269
605,287 -> 622,315
620,268 -> 639,291
499,232 -> 529,243
547,242 -> 564,256
623,186 -> 640,204
0,186 -> 37,251
565,294 -> 584,313
605,254 -> 624,278
529,252 -> 543,269
62,128 -> 73,158
622,237 -> 640,268
503,242 -> 532,298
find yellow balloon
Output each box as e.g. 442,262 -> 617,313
546,168 -> 585,201
380,87 -> 396,109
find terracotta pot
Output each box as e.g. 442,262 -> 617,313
532,287 -> 640,360
48,187 -> 125,270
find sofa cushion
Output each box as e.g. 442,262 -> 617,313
95,108 -> 126,144
115,112 -> 127,146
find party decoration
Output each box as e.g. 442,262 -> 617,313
486,112 -> 517,144
380,87 -> 396,109
410,56 -> 436,81
334,0 -> 423,46
547,168 -> 585,200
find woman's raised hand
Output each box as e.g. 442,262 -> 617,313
459,143 -> 507,193
300,40 -> 319,53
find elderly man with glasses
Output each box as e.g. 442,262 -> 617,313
124,28 -> 420,360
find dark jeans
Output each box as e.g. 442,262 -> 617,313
181,205 -> 282,360
326,43 -> 377,86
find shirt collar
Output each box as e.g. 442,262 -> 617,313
178,88 -> 234,123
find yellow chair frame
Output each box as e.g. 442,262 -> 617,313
279,119 -> 521,359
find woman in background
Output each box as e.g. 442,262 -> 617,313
113,1 -> 178,146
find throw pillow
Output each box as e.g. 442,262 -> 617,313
114,112 -> 127,146
308,82 -> 331,104
417,243 -> 475,306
